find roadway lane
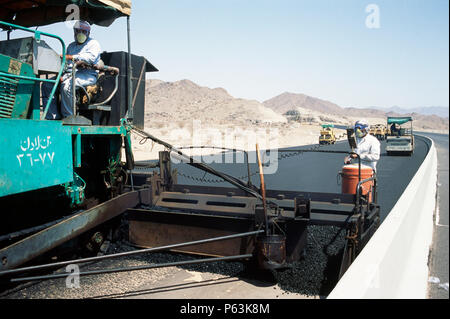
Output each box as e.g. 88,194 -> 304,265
0,135 -> 433,299
173,135 -> 431,222
419,132 -> 449,299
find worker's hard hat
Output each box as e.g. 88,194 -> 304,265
355,119 -> 369,131
73,20 -> 91,33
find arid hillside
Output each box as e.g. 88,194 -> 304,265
264,92 -> 449,133
131,79 -> 448,161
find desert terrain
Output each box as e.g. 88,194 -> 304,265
130,79 -> 448,161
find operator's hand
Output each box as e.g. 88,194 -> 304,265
60,54 -> 74,61
344,154 -> 357,164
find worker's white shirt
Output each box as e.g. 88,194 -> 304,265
59,38 -> 101,117
65,37 -> 102,80
355,134 -> 381,172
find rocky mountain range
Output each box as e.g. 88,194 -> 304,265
145,79 -> 449,133
369,106 -> 448,119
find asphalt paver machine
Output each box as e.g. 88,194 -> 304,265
0,1 -> 380,284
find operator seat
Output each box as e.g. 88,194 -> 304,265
74,60 -> 120,125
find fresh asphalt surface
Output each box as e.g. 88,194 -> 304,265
2,133 -> 444,299
173,135 -> 432,222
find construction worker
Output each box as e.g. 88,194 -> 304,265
345,119 -> 381,172
390,122 -> 401,136
42,20 -> 101,120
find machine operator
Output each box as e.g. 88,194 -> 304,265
344,119 -> 381,173
42,20 -> 101,120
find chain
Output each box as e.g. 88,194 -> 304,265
132,127 -> 347,185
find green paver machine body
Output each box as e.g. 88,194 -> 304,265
0,1 -> 157,217
0,22 -> 129,208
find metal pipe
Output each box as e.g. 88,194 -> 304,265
71,66 -> 77,115
256,144 -> 268,236
89,74 -> 119,107
131,127 -> 265,202
355,176 -> 377,212
277,149 -> 349,154
0,230 -> 264,278
0,215 -> 75,244
132,59 -> 146,108
177,146 -> 252,186
9,254 -> 253,283
126,16 -> 133,121
0,21 -> 67,121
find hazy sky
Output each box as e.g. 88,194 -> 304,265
3,0 -> 449,109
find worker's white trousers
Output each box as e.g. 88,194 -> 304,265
42,72 -> 97,120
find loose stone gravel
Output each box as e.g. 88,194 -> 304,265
0,224 -> 346,299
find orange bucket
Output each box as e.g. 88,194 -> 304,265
341,164 -> 374,201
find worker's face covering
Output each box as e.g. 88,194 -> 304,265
355,128 -> 365,138
75,30 -> 88,44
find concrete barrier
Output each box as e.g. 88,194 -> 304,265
328,136 -> 437,299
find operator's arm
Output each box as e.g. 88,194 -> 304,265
72,39 -> 101,65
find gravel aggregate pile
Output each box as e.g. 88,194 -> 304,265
272,225 -> 346,297
1,224 -> 346,299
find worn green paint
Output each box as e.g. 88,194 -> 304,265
69,125 -> 127,136
0,119 -> 74,197
74,133 -> 82,168
0,54 -> 35,119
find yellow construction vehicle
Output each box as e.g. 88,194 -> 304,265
369,125 -> 377,137
374,124 -> 387,140
319,124 -> 336,145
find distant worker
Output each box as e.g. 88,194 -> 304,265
390,122 -> 400,136
42,20 -> 101,120
345,119 -> 381,172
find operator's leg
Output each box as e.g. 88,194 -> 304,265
41,77 -> 61,120
60,73 -> 97,118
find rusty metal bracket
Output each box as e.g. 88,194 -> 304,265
0,190 -> 147,271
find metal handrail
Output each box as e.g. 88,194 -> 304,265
0,20 -> 67,120
73,61 -> 120,109
355,175 -> 377,213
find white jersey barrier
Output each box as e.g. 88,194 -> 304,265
328,136 -> 437,299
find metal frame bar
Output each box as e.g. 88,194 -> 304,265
0,229 -> 262,279
0,20 -> 67,120
0,190 -> 142,271
9,254 -> 253,283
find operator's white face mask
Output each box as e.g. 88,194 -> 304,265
76,32 -> 88,44
355,128 -> 365,138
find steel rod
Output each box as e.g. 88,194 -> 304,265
0,230 -> 264,278
256,144 -> 268,236
0,211 -> 82,244
277,149 -> 349,154
9,254 -> 253,283
131,127 -> 265,202
126,15 -> 133,120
